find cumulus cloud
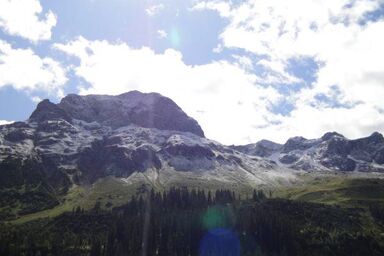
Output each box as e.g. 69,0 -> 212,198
0,0 -> 57,42
145,4 -> 164,16
192,1 -> 231,17
157,30 -> 168,39
54,37 -> 283,145
193,0 -> 384,142
0,40 -> 67,96
255,104 -> 384,143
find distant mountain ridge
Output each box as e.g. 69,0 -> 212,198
233,131 -> 384,172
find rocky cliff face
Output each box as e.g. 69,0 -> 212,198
57,91 -> 205,137
30,99 -> 72,123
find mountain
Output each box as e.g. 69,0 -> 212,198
3,90 -> 384,220
0,91 -> 294,218
232,140 -> 282,157
234,131 -> 384,172
31,91 -> 205,136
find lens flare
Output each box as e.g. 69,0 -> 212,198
200,206 -> 240,256
199,228 -> 240,256
203,206 -> 231,230
170,27 -> 181,48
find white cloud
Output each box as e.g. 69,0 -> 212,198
232,55 -> 253,70
157,30 -> 168,39
54,37 -> 283,145
31,96 -> 42,103
145,4 -> 164,16
193,0 -> 384,142
213,43 -> 223,53
254,103 -> 384,143
192,0 -> 231,17
256,58 -> 302,85
0,0 -> 57,42
0,40 -> 67,96
0,120 -> 13,125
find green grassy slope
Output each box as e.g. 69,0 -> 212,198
9,177 -> 150,224
8,174 -> 384,225
276,175 -> 384,207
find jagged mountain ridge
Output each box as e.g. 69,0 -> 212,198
30,91 -> 205,137
233,131 -> 384,172
0,91 -> 294,198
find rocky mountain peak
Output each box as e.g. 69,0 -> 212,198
282,136 -> 317,153
367,132 -> 384,143
230,139 -> 282,157
29,91 -> 204,137
29,99 -> 71,123
257,139 -> 282,148
321,132 -> 345,141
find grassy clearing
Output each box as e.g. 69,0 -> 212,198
9,177 -> 149,224
276,175 -> 384,207
9,185 -> 85,224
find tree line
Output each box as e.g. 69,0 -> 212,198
1,187 -> 383,256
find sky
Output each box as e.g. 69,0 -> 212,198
0,0 -> 384,145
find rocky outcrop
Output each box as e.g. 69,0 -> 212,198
282,137 -> 318,153
57,91 -> 205,137
29,99 -> 71,123
231,140 -> 282,157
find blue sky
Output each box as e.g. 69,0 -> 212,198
1,0 -> 384,145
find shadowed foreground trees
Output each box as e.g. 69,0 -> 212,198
0,188 -> 383,256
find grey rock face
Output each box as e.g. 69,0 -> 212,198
279,154 -> 300,164
163,143 -> 215,158
282,137 -> 319,153
374,149 -> 384,164
321,132 -> 345,141
4,128 -> 34,142
57,91 -> 205,137
231,140 -> 282,157
322,137 -> 351,157
320,157 -> 356,172
30,99 -> 71,123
